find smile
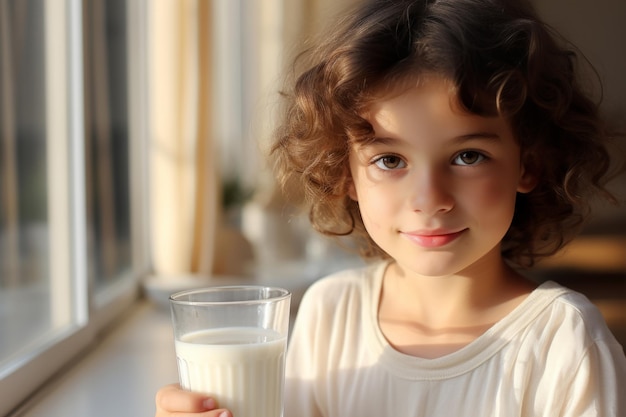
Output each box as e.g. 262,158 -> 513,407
400,229 -> 467,248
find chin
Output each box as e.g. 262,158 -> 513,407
396,253 -> 487,278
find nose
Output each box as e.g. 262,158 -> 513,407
409,168 -> 455,215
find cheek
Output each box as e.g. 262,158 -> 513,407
355,188 -> 394,232
482,180 -> 515,203
467,177 -> 519,219
359,197 -> 384,230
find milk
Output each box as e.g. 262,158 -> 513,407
175,327 -> 287,417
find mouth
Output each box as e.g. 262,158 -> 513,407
400,228 -> 467,248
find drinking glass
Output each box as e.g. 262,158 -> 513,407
170,286 -> 291,417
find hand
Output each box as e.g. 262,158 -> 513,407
155,384 -> 232,417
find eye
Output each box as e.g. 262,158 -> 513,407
453,151 -> 486,166
373,155 -> 407,170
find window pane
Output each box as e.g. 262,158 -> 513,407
84,0 -> 132,292
0,0 -> 73,369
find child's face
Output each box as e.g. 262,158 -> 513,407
348,77 -> 535,277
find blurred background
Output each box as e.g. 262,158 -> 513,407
0,0 -> 624,415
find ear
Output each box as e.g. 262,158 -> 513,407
517,163 -> 538,194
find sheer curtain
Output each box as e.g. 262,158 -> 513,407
147,0 -> 218,280
145,0 -> 361,282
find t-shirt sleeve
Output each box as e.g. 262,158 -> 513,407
560,340 -> 626,417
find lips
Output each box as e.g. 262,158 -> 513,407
400,228 -> 467,248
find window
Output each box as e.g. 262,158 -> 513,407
0,0 -> 52,368
0,1 -> 147,414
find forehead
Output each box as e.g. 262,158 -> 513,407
362,74 -> 459,114
360,76 -> 513,142
361,70 -> 502,123
363,76 -> 464,122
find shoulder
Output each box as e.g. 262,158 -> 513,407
540,281 -> 619,345
295,261 -> 386,323
301,261 -> 383,303
287,261 -> 386,364
517,281 -> 624,367
511,281 -> 626,416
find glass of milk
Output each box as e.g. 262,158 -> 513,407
170,286 -> 291,417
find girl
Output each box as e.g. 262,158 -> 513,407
155,0 -> 626,416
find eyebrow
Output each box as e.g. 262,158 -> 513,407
454,132 -> 501,142
360,131 -> 502,147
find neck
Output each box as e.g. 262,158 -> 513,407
382,251 -> 532,329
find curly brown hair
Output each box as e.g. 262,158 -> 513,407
271,0 -> 619,267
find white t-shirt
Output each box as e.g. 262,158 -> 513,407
284,261 -> 626,417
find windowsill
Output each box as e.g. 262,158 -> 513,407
15,300 -> 178,417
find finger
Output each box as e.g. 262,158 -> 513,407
155,384 -> 217,413
155,408 -> 231,417
206,411 -> 231,417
